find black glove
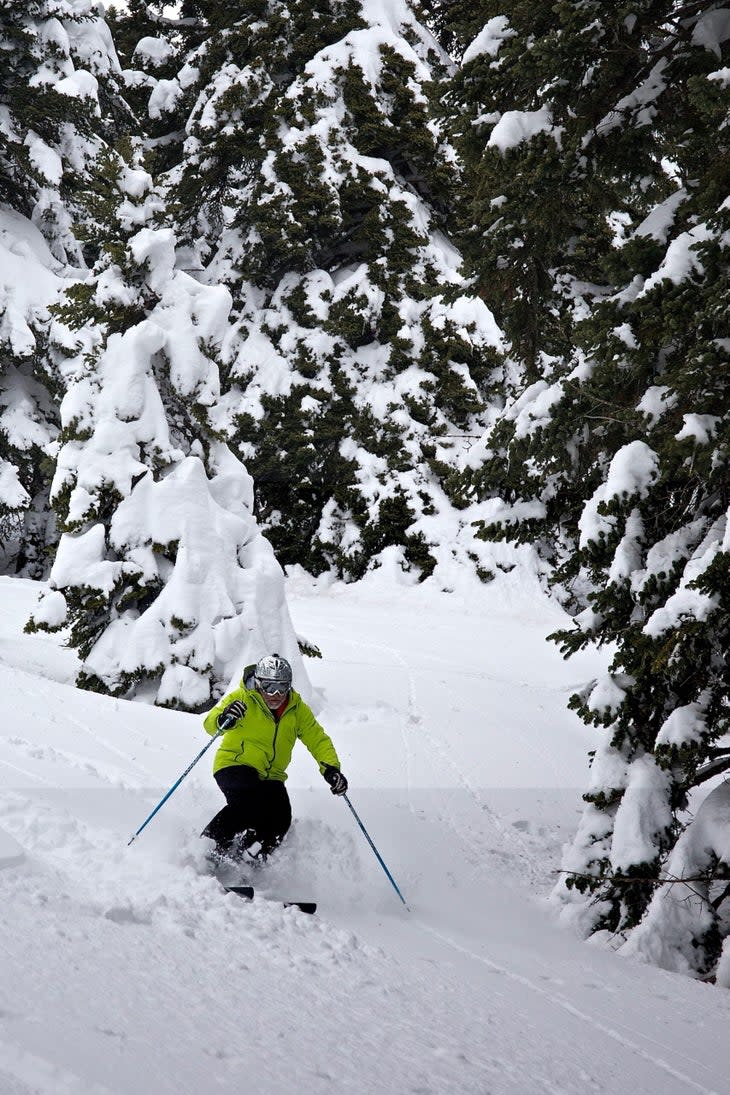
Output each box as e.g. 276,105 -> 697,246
323,765 -> 348,796
217,700 -> 247,731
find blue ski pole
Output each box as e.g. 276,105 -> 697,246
343,793 -> 409,910
127,729 -> 224,846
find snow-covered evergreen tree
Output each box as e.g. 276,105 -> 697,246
551,11 -> 730,952
453,3 -> 730,970
453,3 -> 677,573
0,0 -> 130,264
28,145 -> 307,710
0,0 -> 130,575
139,0 -> 505,579
0,210 -> 60,576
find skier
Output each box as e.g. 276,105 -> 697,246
201,653 -> 348,864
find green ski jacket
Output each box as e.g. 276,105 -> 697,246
203,683 -> 340,781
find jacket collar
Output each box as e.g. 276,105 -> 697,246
246,686 -> 298,716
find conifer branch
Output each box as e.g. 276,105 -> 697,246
693,754 -> 730,787
556,870 -> 730,888
557,870 -> 730,916
711,882 -> 730,911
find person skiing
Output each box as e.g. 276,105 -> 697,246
201,653 -> 347,863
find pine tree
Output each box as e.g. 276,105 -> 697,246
0,0 -> 132,263
445,4 -> 680,592
453,3 -> 730,963
142,0 -> 505,579
0,229 -> 59,576
28,143 -> 306,709
0,0 -> 131,575
550,4 -> 730,951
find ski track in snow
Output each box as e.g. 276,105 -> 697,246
416,920 -> 721,1095
317,621 -> 542,887
31,674 -> 172,786
0,754 -> 57,787
0,1035 -> 117,1095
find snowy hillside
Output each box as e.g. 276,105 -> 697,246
1,569 -> 729,1095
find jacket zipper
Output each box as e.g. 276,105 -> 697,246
255,692 -> 293,778
262,697 -> 284,777
265,713 -> 279,778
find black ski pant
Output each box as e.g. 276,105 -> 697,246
202,765 -> 291,859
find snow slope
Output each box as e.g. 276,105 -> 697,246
1,569 -> 728,1095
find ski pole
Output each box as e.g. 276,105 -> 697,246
127,729 -> 224,846
343,793 -> 409,910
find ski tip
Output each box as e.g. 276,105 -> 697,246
223,886 -> 317,914
284,901 -> 317,915
224,885 -> 254,899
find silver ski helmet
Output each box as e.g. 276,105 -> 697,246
254,653 -> 293,696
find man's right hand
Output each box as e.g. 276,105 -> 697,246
217,700 -> 247,730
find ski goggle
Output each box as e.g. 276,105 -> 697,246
256,678 -> 289,696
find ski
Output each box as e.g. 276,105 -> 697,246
224,885 -> 317,915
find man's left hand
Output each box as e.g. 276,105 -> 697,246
323,766 -> 348,796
